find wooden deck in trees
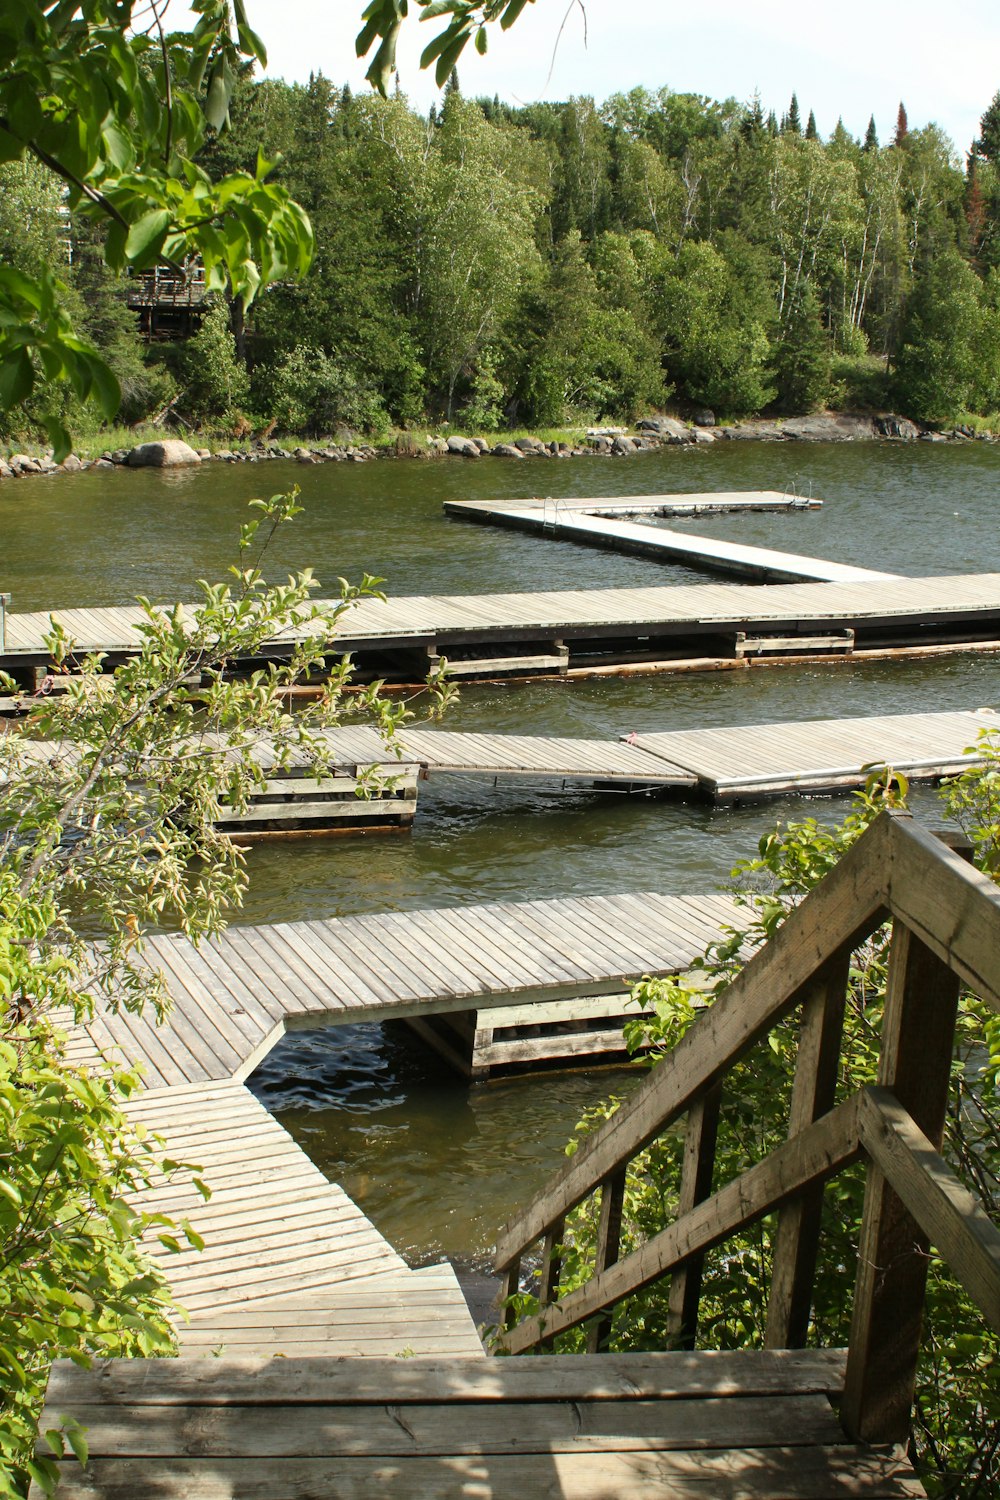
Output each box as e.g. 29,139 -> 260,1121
444,492 -> 893,584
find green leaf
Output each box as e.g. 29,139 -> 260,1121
43,415 -> 73,465
124,209 -> 172,265
0,346 -> 34,407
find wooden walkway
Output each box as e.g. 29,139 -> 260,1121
290,708 -> 1000,805
445,493 -> 893,584
6,573 -> 1000,684
450,491 -> 824,518
61,890 -> 740,1090
35,1348 -> 926,1497
119,1080 -> 483,1358
626,707 -> 1000,799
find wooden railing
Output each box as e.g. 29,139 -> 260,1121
493,811 -> 1000,1444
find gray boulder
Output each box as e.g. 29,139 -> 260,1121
611,435 -> 636,455
691,427 -> 716,444
875,414 -> 921,441
692,408 -> 716,427
60,453 -> 85,472
8,454 -> 41,474
635,416 -> 689,442
514,436 -> 547,454
127,440 -> 202,468
446,435 -> 480,457
779,414 -> 875,441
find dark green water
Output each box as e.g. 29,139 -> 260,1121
5,441 -> 999,1265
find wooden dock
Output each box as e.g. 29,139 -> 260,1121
445,492 -> 894,585
61,890 -> 740,1089
19,709 -> 1000,842
6,572 -> 1000,686
623,706 -> 1000,800
284,707 -> 1000,812
120,1080 -> 484,1358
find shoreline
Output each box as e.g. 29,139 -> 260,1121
0,410 -> 990,483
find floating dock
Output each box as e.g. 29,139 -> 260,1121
444,492 -> 893,585
121,1080 -> 483,1358
62,890 -> 740,1088
19,708 -> 999,840
619,706 -> 1000,801
6,572 -> 1000,687
284,707 -> 1000,815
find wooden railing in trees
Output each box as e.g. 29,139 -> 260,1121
493,811 -> 1000,1445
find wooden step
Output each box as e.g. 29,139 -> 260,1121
34,1349 -> 925,1497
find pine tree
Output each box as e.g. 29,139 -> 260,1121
863,115 -> 879,152
786,93 -> 802,134
974,90 -> 1000,162
766,110 -> 779,137
966,157 -> 987,252
895,101 -> 909,145
805,109 -> 818,141
740,91 -> 765,141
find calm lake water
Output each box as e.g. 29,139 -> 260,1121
5,440 -> 999,1267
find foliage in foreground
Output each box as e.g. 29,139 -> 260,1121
0,492 -> 451,1496
539,770 -> 999,1497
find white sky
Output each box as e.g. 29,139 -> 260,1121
175,0 -> 1000,157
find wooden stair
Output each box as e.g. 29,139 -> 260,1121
36,1349 -> 924,1497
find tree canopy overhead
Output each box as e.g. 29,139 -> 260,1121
0,0 -> 312,454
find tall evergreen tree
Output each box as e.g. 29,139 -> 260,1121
740,91 -> 765,141
786,93 -> 802,135
974,90 -> 1000,162
863,115 -> 879,152
766,110 -> 779,137
895,101 -> 909,145
805,109 -> 819,141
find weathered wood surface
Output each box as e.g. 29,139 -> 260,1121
42,1348 -> 851,1405
34,1349 -> 926,1499
444,494 -> 892,584
7,572 -> 1000,662
629,707 -> 1000,797
448,492 -> 823,519
30,1449 -> 925,1497
63,890 -> 741,1090
115,1079 -> 485,1366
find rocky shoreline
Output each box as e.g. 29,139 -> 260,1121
0,411 -> 985,482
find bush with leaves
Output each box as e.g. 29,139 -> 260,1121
540,769 -> 999,1497
261,344 -> 389,438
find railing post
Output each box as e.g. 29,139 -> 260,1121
765,956 -> 850,1349
585,1168 -> 626,1352
537,1215 -> 565,1352
667,1083 -> 722,1349
500,1256 -> 521,1332
841,922 -> 961,1443
0,592 -> 10,653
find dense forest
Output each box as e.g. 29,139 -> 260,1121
6,75 -> 1000,441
